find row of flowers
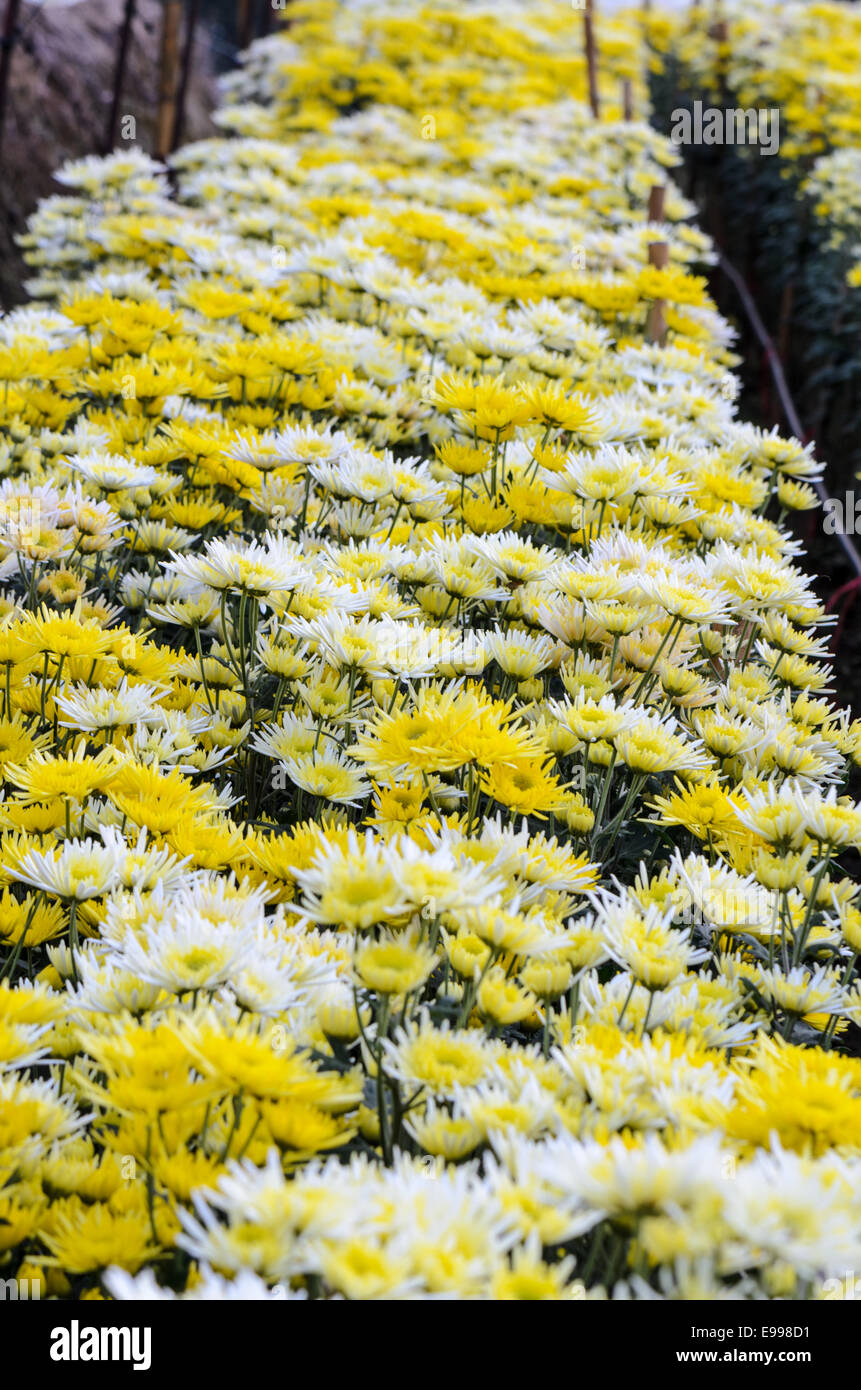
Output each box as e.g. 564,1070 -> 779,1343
650,0 -> 861,268
0,0 -> 860,1300
648,0 -> 861,486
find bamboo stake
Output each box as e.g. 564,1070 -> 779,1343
710,0 -> 728,44
170,0 -> 201,152
156,0 -> 183,159
583,0 -> 599,120
622,77 -> 633,121
710,9 -> 729,102
104,0 -> 137,154
0,0 -> 22,156
238,0 -> 255,51
646,241 -> 669,345
647,183 -> 665,224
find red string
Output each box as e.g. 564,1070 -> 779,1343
826,577 -> 861,612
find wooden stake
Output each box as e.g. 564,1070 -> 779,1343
584,0 -> 600,120
104,0 -> 137,154
709,2 -> 728,43
156,0 -> 183,159
646,241 -> 669,345
622,77 -> 633,121
238,0 -> 255,51
647,183 -> 665,224
709,1 -> 729,96
170,0 -> 201,152
0,0 -> 22,156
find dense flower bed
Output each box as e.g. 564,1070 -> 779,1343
2,0 -> 861,1301
652,0 -> 861,263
